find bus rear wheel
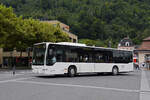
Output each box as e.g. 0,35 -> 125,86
68,67 -> 76,77
112,67 -> 119,75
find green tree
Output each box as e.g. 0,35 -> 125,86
0,5 -> 17,48
0,4 -> 69,50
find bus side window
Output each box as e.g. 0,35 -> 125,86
95,53 -> 104,63
56,49 -> 64,62
83,55 -> 88,62
79,55 -> 88,62
79,55 -> 83,62
66,48 -> 78,62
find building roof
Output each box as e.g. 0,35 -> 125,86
138,36 -> 150,50
143,36 -> 150,41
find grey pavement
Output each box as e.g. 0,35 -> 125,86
0,70 -> 149,100
0,69 -> 32,74
0,69 -> 32,82
140,69 -> 150,100
145,70 -> 150,87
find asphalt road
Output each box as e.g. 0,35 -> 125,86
0,69 -> 149,100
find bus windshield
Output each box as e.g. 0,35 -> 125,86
46,44 -> 56,66
32,44 -> 46,65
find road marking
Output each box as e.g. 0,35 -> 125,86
0,77 -> 34,84
140,69 -> 150,100
15,80 -> 139,93
0,72 -> 30,79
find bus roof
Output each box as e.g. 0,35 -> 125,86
34,42 -> 132,52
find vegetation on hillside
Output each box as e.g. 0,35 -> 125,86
0,0 -> 150,47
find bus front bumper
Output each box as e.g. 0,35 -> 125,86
32,67 -> 66,75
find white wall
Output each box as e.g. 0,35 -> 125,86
138,52 -> 150,67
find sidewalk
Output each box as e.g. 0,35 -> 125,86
145,70 -> 150,88
140,69 -> 150,100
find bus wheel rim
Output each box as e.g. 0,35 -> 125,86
70,68 -> 75,75
113,68 -> 118,75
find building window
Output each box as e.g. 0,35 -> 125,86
145,55 -> 150,61
53,24 -> 57,27
125,42 -> 130,46
69,38 -> 72,41
73,39 -> 76,43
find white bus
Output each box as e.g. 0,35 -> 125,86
32,42 -> 133,76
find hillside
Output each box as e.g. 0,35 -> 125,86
1,0 -> 150,47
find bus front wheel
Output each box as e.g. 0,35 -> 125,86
68,67 -> 76,77
112,66 -> 119,75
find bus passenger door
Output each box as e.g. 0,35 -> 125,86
78,55 -> 94,72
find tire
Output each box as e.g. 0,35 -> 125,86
112,67 -> 118,75
68,67 -> 76,77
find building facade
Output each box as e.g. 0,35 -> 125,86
136,37 -> 150,68
0,48 -> 32,68
118,37 -> 135,51
42,20 -> 78,43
